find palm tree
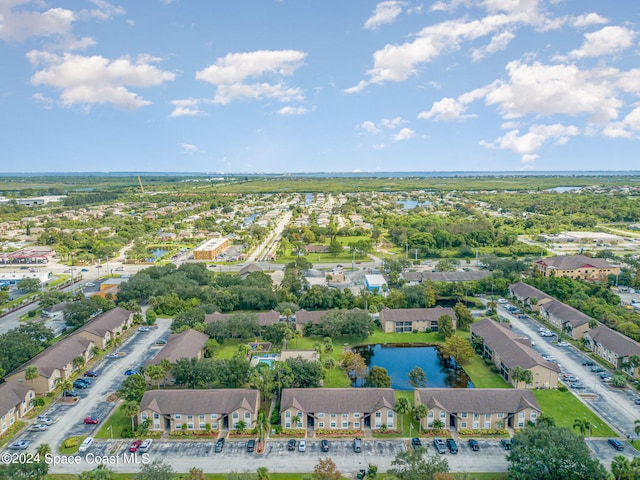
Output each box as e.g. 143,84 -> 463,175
291,415 -> 301,430
31,397 -> 45,409
36,443 -> 52,458
59,379 -> 73,394
634,419 -> 640,436
611,455 -> 631,480
293,329 -> 302,349
256,467 -> 270,480
413,404 -> 428,431
255,409 -> 269,444
121,401 -> 140,432
395,397 -> 411,433
323,358 -> 336,383
572,417 -> 592,437
146,364 -> 165,389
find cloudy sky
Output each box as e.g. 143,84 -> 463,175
1,0 -> 639,173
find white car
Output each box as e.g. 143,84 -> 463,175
85,282 -> 95,287
78,437 -> 93,453
557,341 -> 571,347
298,440 -> 306,452
138,438 -> 152,453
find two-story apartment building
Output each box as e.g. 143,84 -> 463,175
76,307 -> 133,349
139,389 -> 259,432
379,307 -> 456,333
508,282 -> 552,311
538,299 -> 591,340
145,329 -> 209,385
6,335 -> 95,394
280,388 -> 396,431
414,388 -> 541,431
204,310 -> 281,328
533,255 -> 619,281
585,325 -> 640,379
471,318 -> 559,389
0,382 -> 35,434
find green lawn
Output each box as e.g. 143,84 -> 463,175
48,472 -> 506,480
463,356 -> 511,389
533,390 -> 616,437
95,405 -> 132,439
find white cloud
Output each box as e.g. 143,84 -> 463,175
364,1 -> 406,30
169,98 -> 207,117
358,120 -> 381,134
484,61 -> 622,123
277,106 -> 307,116
181,143 -> 200,154
603,107 -> 640,139
196,50 -> 306,104
484,123 -> 579,160
372,143 -> 386,150
471,30 -> 515,61
381,117 -> 404,128
81,0 -> 126,21
569,26 -> 635,58
0,2 -> 76,42
572,12 -> 608,28
418,97 -> 467,121
393,127 -> 415,141
28,51 -> 176,110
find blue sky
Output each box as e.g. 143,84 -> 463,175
1,0 -> 639,173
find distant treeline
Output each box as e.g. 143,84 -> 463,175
63,191 -> 121,206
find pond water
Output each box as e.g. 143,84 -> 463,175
244,213 -> 258,225
147,248 -> 167,261
352,344 -> 473,390
546,186 -> 580,193
398,200 -> 432,210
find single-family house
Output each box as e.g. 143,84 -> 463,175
0,382 -> 35,434
471,318 -> 559,388
379,307 -> 456,333
585,325 -> 640,379
280,388 -> 396,431
76,307 -> 133,349
414,388 -> 541,431
139,389 -> 259,432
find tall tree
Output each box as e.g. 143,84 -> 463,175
440,336 -> 474,365
396,397 -> 412,433
407,367 -> 428,388
135,459 -> 174,480
388,448 -> 449,479
453,302 -> 474,330
507,423 -> 608,480
437,315 -> 454,339
313,457 -> 342,480
364,366 -> 392,388
121,401 -> 140,432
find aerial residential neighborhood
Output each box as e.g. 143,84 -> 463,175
0,173 -> 640,480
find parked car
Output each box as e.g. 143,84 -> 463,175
570,382 -> 586,389
83,416 -> 99,425
298,440 -> 306,452
634,398 -> 640,405
557,341 -> 570,347
129,439 -> 143,452
139,327 -> 150,332
78,437 -> 93,453
81,268 -> 89,272
411,437 -> 422,449
353,438 -> 362,453
608,438 -> 625,451
106,353 -> 119,359
500,439 -> 512,450
28,423 -> 49,432
124,370 -> 137,376
582,360 -> 595,366
73,380 -> 88,389
8,441 -> 30,450
79,377 -> 92,385
591,366 -> 605,373
215,438 -> 225,452
321,439 -> 330,452
287,439 -> 296,451
63,390 -> 78,397
85,283 -> 95,287
433,438 -> 447,454
36,416 -> 54,425
246,439 -> 256,453
468,439 -> 479,451
84,370 -> 99,377
446,438 -> 458,454
138,439 -> 152,453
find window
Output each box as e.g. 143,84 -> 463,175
285,411 -> 291,418
175,414 -> 181,420
330,421 -> 336,428
342,413 -> 348,418
233,412 -> 239,419
428,411 -> 434,418
375,412 -> 381,418
518,421 -> 524,428
141,413 -> 148,420
354,412 -> 360,418
212,423 -> 219,429
473,413 -> 479,419
318,412 -> 325,418
176,423 -> 182,429
211,414 -> 218,419
285,422 -> 291,428
530,411 -> 537,419
485,413 -> 491,420
153,413 -> 159,419
518,411 -> 525,418
484,421 -> 491,429
473,421 -> 479,428
440,411 -> 446,419
187,415 -> 193,420
318,422 -> 325,428
199,423 -> 205,429
461,422 -> 467,428
187,422 -> 194,430
342,421 -> 348,428
199,415 -> 205,421
297,411 -> 303,418
497,412 -> 504,418
331,413 -> 336,419
245,412 -> 251,420
461,412 -> 468,418
387,411 -> 394,418
354,422 -> 360,428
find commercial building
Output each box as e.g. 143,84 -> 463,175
193,237 -> 229,261
533,255 -> 619,282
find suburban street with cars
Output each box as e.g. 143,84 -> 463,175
10,319 -> 171,456
498,305 -> 640,443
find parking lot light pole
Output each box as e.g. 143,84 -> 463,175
108,424 -> 112,440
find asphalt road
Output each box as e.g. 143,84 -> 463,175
13,319 -> 171,457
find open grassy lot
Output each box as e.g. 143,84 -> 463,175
532,390 -> 616,437
463,356 -> 511,389
95,405 -> 130,439
47,471 -> 508,479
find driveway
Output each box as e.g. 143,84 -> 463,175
499,306 -> 640,441
15,318 -> 172,454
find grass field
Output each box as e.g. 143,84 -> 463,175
532,390 -> 616,437
95,405 -> 131,439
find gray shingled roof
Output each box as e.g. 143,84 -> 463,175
147,329 -> 209,365
204,310 -> 281,327
140,389 -> 259,415
535,255 -> 613,270
471,318 -> 560,373
416,388 -> 540,414
294,309 -> 329,325
0,382 -> 32,416
10,335 -> 93,377
281,388 -> 395,414
76,307 -> 131,337
540,300 -> 591,328
421,271 -> 492,282
509,282 -> 552,303
588,325 -> 640,358
379,306 -> 455,323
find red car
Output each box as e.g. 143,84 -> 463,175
83,416 -> 99,425
129,439 -> 143,452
